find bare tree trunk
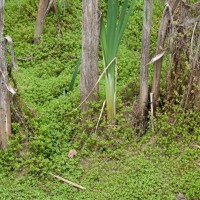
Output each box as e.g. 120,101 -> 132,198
151,0 -> 180,108
195,77 -> 200,109
139,0 -> 153,115
34,0 -> 50,44
0,0 -> 11,149
81,0 -> 100,112
194,34 -> 200,110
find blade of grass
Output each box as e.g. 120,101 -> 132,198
68,54 -> 81,92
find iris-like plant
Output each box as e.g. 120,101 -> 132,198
68,55 -> 81,92
101,0 -> 135,121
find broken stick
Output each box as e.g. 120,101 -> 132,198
52,174 -> 86,190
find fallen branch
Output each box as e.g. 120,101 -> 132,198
52,174 -> 86,190
192,144 -> 200,149
16,56 -> 33,61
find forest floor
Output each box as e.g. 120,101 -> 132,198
1,136 -> 199,200
0,0 -> 199,199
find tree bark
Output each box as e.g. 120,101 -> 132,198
195,77 -> 200,110
0,0 -> 11,149
151,0 -> 180,108
81,0 -> 100,112
34,0 -> 50,44
194,34 -> 200,110
139,0 -> 153,115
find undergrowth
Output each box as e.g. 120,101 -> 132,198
0,0 -> 199,200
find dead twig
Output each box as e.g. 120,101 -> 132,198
190,22 -> 198,55
43,0 -> 56,21
192,144 -> 200,149
52,174 -> 86,190
94,100 -> 106,134
16,56 -> 33,61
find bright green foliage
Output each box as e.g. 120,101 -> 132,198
0,0 -> 199,199
101,0 -> 135,120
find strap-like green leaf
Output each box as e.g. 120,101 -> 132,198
116,0 -> 135,53
100,18 -> 108,64
68,55 -> 81,92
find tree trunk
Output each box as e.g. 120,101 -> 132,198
34,0 -> 50,44
195,77 -> 200,110
194,35 -> 200,110
81,0 -> 100,112
151,0 -> 180,109
139,0 -> 153,115
0,0 -> 11,149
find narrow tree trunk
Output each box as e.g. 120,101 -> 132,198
194,35 -> 200,110
0,0 -> 11,149
34,0 -> 50,44
139,0 -> 153,115
151,0 -> 180,108
81,0 -> 100,112
195,77 -> 200,109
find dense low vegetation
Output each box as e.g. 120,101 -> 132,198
0,0 -> 199,199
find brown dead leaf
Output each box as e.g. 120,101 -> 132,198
68,149 -> 77,158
